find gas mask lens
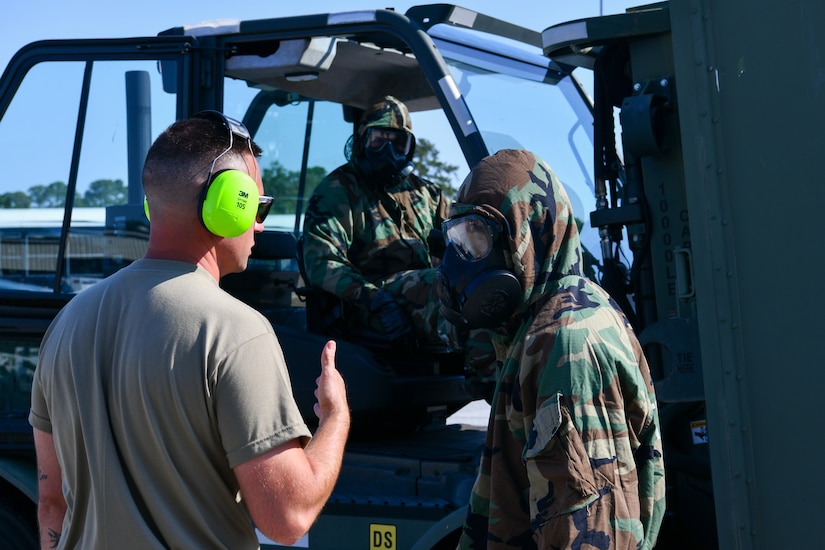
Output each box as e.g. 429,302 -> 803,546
442,214 -> 499,261
365,127 -> 412,156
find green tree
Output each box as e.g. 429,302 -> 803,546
28,181 -> 68,207
1,139 -> 456,211
0,191 -> 31,208
301,166 -> 327,203
262,162 -> 326,215
82,179 -> 127,207
413,138 -> 460,199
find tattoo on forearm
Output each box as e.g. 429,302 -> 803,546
47,528 -> 61,548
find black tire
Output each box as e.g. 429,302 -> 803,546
0,494 -> 38,550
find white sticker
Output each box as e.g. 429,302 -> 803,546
691,420 -> 709,444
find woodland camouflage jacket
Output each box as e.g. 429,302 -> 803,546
454,150 -> 666,550
301,161 -> 449,307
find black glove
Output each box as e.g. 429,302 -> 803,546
369,290 -> 414,344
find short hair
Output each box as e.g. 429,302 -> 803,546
142,116 -> 262,207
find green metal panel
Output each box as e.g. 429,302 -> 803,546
669,0 -> 825,548
626,31 -> 697,327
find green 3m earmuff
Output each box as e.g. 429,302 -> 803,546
193,110 -> 259,238
143,173 -> 258,236
144,174 -> 259,237
198,168 -> 259,238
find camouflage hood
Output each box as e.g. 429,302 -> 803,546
357,95 -> 413,136
450,149 -> 583,316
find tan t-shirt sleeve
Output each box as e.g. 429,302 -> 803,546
214,331 -> 311,468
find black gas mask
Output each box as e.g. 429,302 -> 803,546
356,127 -> 414,181
435,214 -> 522,329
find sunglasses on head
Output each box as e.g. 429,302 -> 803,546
193,111 -> 255,181
257,195 -> 274,224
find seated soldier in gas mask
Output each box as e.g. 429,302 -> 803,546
301,95 -> 459,355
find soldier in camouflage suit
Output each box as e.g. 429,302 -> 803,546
436,149 -> 666,549
301,96 -> 459,353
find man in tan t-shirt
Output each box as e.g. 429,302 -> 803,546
29,111 -> 350,549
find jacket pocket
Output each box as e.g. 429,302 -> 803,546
523,392 -> 600,522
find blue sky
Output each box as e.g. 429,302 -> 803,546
1,0 -> 640,224
1,0 -> 641,268
2,1 -> 639,73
